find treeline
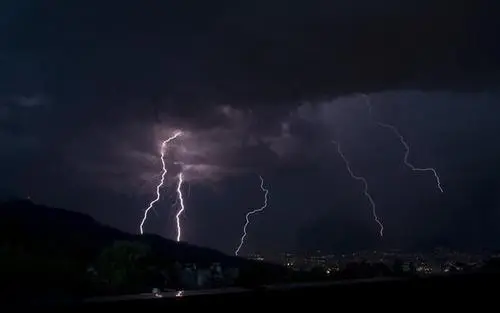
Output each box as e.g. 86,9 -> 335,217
0,239 -> 289,298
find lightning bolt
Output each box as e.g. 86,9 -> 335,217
235,175 -> 269,256
362,95 -> 444,193
139,131 -> 182,235
332,140 -> 384,237
175,172 -> 186,242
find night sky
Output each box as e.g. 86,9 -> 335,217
1,1 -> 500,255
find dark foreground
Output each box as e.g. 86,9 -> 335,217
6,273 -> 498,312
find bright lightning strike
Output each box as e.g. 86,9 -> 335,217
332,140 -> 384,237
139,131 -> 182,235
175,172 -> 186,242
362,95 -> 444,193
235,175 -> 269,256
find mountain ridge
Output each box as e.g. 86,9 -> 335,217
0,199 -> 270,267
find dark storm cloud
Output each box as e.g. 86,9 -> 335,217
1,1 -> 500,253
2,0 -> 498,115
0,1 -> 497,155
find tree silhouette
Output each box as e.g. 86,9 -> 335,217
93,241 -> 154,294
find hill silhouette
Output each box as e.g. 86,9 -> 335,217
0,199 -> 288,300
0,199 -> 239,263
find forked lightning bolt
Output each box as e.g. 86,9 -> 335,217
235,175 -> 269,256
175,172 -> 186,242
332,140 -> 384,237
139,131 -> 182,235
362,95 -> 443,193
